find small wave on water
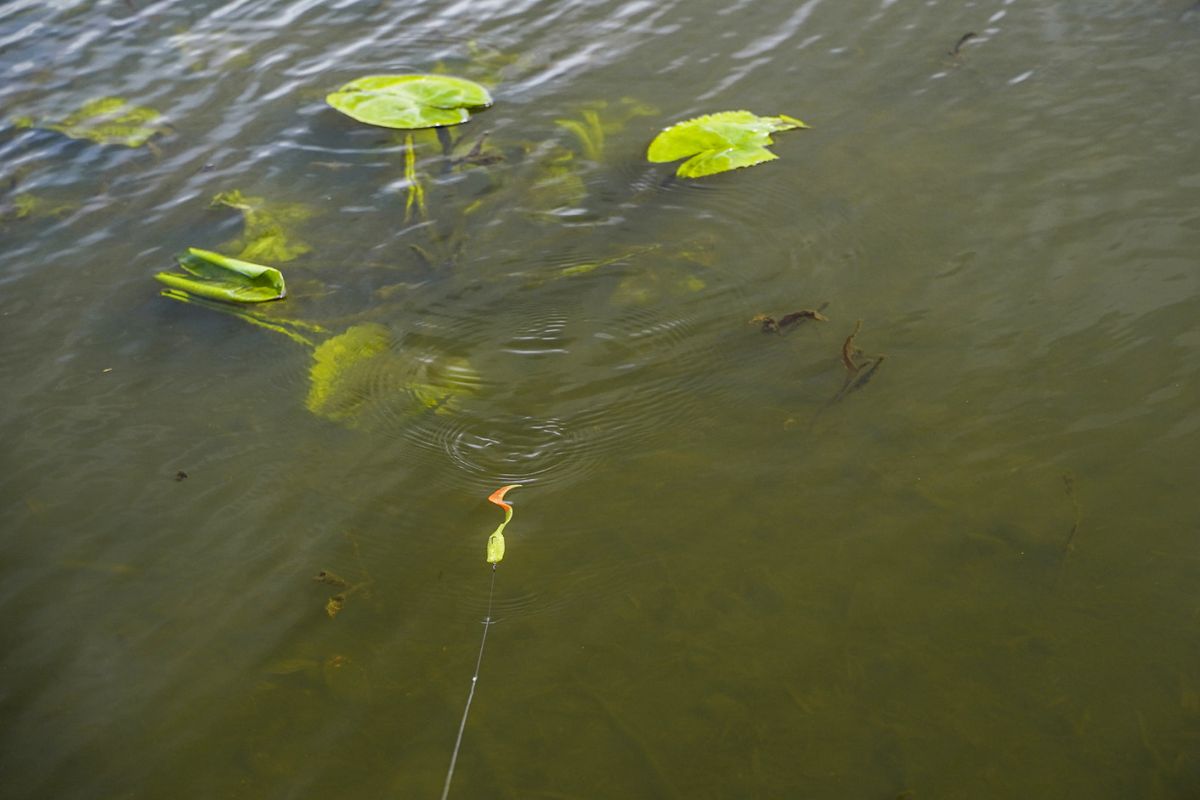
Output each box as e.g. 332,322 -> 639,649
368,266 -> 747,496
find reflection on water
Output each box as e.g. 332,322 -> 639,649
2,0 -> 1199,797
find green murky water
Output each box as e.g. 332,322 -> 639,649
2,1 -> 1199,797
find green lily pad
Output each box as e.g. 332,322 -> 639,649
155,248 -> 286,303
18,96 -> 168,148
325,75 -> 493,130
211,190 -> 313,262
646,110 -> 809,178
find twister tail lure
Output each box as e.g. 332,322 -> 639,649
441,484 -> 522,800
485,484 -> 519,564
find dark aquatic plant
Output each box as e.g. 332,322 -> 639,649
646,110 -> 809,178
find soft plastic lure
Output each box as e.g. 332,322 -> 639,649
485,484 -> 519,564
442,484 -> 524,800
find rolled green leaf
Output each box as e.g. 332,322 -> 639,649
326,75 -> 493,130
154,247 -> 286,303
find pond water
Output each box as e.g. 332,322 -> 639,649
2,0 -> 1199,797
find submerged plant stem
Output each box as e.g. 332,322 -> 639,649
159,289 -> 319,346
404,132 -> 427,221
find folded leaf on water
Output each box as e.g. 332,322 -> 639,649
154,248 -> 286,303
646,110 -> 809,178
326,75 -> 493,130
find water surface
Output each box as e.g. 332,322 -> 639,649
2,0 -> 1199,797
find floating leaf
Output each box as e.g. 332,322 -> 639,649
646,110 -> 809,178
23,96 -> 168,147
326,75 -> 493,130
155,248 -> 286,303
211,190 -> 313,262
485,485 -> 520,565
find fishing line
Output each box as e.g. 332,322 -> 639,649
440,565 -> 496,800
439,484 -> 520,800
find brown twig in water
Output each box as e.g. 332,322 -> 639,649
778,309 -> 829,328
1055,471 -> 1084,586
750,303 -> 828,335
313,570 -> 349,589
950,32 -> 977,57
837,355 -> 885,400
1061,471 -> 1082,555
841,319 -> 864,372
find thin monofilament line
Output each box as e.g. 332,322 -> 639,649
440,564 -> 497,800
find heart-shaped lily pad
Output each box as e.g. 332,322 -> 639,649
646,110 -> 809,178
325,74 -> 493,130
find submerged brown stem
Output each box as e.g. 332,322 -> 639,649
841,319 -> 863,372
950,32 -> 977,56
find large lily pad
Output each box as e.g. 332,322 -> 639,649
155,248 -> 286,303
15,96 -> 167,148
646,110 -> 808,178
326,75 -> 493,130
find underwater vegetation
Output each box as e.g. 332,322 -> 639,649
210,190 -> 314,263
151,72 -> 844,436
14,96 -> 168,148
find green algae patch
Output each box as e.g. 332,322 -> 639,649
306,324 -> 393,422
555,98 -> 658,161
18,96 -> 168,147
211,190 -> 313,263
304,324 -> 481,425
